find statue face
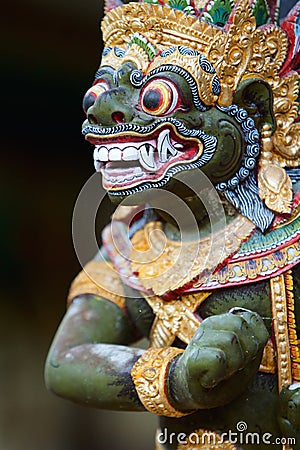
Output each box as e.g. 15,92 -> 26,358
79,0 -> 300,231
82,47 -> 259,203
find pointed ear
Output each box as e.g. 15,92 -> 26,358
233,78 -> 276,133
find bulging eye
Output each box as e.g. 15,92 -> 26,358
140,79 -> 180,116
82,79 -> 109,114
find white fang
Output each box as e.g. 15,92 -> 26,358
139,144 -> 157,172
158,129 -> 177,163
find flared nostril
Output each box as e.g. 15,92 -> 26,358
112,111 -> 126,124
88,114 -> 99,125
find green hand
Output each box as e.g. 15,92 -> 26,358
278,384 -> 300,442
169,308 -> 269,411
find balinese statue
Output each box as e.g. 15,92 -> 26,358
45,0 -> 300,448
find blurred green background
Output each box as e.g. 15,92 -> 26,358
0,0 -> 298,449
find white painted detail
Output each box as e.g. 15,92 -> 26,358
94,130 -> 185,175
94,161 -> 102,171
173,142 -> 183,149
157,129 -> 177,163
122,147 -> 139,161
109,148 -> 122,161
288,383 -> 300,391
139,144 -> 157,171
99,147 -> 109,161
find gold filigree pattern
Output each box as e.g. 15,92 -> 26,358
258,125 -> 293,214
273,73 -> 299,130
273,123 -> 300,167
259,339 -> 277,374
285,272 -> 300,382
207,32 -> 227,70
67,260 -> 125,309
143,292 -> 210,347
101,1 -> 300,168
149,49 -> 219,105
122,43 -> 152,72
220,0 -> 256,90
101,50 -> 123,70
270,274 -> 293,389
131,347 -> 192,417
265,27 -> 289,72
271,73 -> 300,167
244,28 -> 265,74
258,163 -> 293,213
102,3 -> 223,53
130,215 -> 255,296
271,72 -> 300,167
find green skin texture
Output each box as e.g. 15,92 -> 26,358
45,61 -> 300,449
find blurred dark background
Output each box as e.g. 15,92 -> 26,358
0,0 -> 298,449
1,0 -> 156,449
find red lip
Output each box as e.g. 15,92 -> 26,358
88,124 -> 201,191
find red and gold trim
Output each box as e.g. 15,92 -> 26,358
102,211 -> 300,296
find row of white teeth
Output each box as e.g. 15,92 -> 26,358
93,129 -> 183,172
102,168 -> 144,184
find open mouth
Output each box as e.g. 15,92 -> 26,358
86,125 -> 202,191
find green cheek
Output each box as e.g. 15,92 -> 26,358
201,111 -> 244,184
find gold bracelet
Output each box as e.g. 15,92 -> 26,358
131,347 -> 191,418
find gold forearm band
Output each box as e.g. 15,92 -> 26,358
67,260 -> 125,309
131,347 -> 191,418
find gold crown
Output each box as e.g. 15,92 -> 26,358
101,0 -> 300,171
102,2 -> 223,54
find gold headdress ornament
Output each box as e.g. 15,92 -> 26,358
101,0 -> 300,213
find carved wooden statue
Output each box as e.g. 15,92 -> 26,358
45,0 -> 300,448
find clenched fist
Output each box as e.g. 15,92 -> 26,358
169,308 -> 269,411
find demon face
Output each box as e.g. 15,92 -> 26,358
81,0 -> 300,234
82,46 -> 260,202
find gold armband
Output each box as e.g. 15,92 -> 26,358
131,347 -> 192,418
67,260 -> 125,309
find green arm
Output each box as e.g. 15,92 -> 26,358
45,294 -> 145,411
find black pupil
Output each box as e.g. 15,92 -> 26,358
143,89 -> 162,110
